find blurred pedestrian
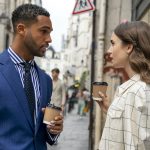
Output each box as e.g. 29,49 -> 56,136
50,68 -> 66,114
67,87 -> 77,113
76,88 -> 86,116
97,21 -> 150,150
0,4 -> 63,150
83,88 -> 90,114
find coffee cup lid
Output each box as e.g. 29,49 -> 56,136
92,82 -> 108,86
48,103 -> 62,111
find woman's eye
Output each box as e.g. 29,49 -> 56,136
111,42 -> 114,46
110,40 -> 115,46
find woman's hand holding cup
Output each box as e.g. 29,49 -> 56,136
96,91 -> 109,113
92,82 -> 110,113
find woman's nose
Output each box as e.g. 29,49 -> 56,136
107,46 -> 112,54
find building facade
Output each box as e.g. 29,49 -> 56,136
62,12 -> 93,89
35,46 -> 65,79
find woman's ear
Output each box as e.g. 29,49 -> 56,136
126,44 -> 133,54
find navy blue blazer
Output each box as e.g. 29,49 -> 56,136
0,50 -> 54,150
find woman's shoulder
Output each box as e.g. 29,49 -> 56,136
121,74 -> 149,94
126,80 -> 150,111
130,79 -> 149,93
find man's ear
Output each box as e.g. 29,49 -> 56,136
126,44 -> 133,54
16,23 -> 26,35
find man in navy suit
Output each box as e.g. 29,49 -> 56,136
0,4 -> 63,150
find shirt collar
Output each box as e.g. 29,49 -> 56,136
8,47 -> 35,66
117,74 -> 140,95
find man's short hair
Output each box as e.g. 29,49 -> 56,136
11,4 -> 50,33
51,68 -> 60,74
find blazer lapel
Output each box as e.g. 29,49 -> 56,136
35,67 -> 48,133
0,51 -> 34,131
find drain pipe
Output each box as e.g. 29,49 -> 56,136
89,0 -> 96,149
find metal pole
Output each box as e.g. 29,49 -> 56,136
89,0 -> 96,149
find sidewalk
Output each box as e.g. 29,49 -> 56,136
47,104 -> 89,150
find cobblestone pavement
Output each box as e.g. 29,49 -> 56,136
47,104 -> 89,150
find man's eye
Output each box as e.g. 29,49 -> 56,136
42,30 -> 46,33
41,30 -> 49,34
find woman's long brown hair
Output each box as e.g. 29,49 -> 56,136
114,21 -> 150,83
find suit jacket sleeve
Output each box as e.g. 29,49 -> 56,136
44,74 -> 59,145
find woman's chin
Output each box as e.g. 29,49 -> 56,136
113,64 -> 124,69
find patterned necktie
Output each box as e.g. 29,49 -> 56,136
23,62 -> 35,122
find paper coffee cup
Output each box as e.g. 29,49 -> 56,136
92,82 -> 108,101
43,104 -> 61,125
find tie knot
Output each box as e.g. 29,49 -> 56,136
22,62 -> 32,72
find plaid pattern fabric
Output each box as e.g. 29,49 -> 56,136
99,74 -> 150,150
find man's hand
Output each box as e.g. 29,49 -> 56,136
47,115 -> 63,135
42,108 -> 64,135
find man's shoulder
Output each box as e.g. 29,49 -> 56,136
0,50 -> 8,58
0,50 -> 9,64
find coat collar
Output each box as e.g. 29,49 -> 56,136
116,74 -> 140,96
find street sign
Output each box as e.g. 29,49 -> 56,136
72,0 -> 95,15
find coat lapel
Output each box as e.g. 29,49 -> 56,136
0,51 -> 34,131
35,67 -> 48,133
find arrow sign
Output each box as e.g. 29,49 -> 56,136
72,0 -> 95,15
